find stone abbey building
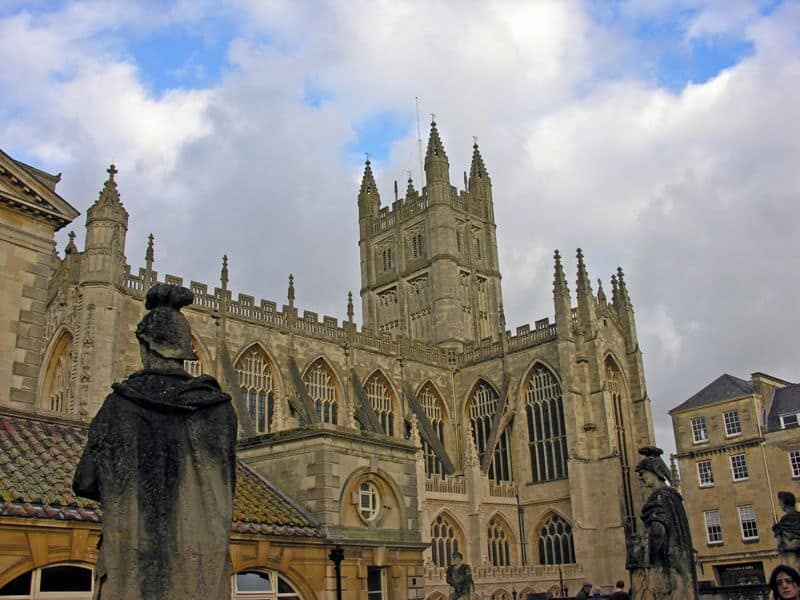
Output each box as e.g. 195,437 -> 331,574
0,122 -> 656,599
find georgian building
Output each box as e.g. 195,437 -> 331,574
670,372 -> 800,589
0,121 -> 656,599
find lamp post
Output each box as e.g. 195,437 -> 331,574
329,545 -> 344,600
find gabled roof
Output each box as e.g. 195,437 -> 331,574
670,373 -> 754,414
0,412 -> 324,538
0,148 -> 79,230
766,383 -> 800,432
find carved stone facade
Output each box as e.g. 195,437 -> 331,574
0,122 -> 656,599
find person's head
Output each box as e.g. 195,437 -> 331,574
136,284 -> 197,369
770,565 -> 800,600
451,552 -> 463,566
779,491 -> 797,513
615,580 -> 626,590
591,586 -> 602,597
581,581 -> 592,594
635,446 -> 671,489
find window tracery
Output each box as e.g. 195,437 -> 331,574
487,516 -> 512,567
236,346 -> 275,434
419,383 -> 446,479
469,382 -> 512,482
526,364 -> 568,483
430,514 -> 461,567
365,372 -> 395,436
303,359 -> 338,425
537,513 -> 575,565
43,332 -> 73,413
606,356 -> 634,524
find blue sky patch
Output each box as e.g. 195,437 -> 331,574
345,111 -> 412,164
303,80 -> 334,108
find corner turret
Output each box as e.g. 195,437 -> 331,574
358,158 -> 380,221
468,140 -> 492,201
424,119 -> 450,187
81,164 -> 129,285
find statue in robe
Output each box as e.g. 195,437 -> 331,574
73,284 -> 238,600
446,552 -> 475,600
774,491 -> 800,569
626,447 -> 697,599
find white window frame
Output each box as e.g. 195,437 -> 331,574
366,566 -> 386,600
789,450 -> 800,479
737,505 -> 759,541
0,563 -> 94,600
697,460 -> 715,487
704,510 -> 723,545
358,482 -> 380,523
723,410 -> 742,437
730,454 -> 749,481
781,413 -> 800,429
691,417 -> 709,443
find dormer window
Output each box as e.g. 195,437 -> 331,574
781,413 -> 800,429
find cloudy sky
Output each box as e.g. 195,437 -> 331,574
2,0 -> 799,453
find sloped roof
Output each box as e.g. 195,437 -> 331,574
766,384 -> 800,432
670,374 -> 754,414
0,413 -> 324,538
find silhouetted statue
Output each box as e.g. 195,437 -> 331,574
774,491 -> 800,569
73,284 -> 237,600
626,447 -> 698,599
446,552 -> 475,600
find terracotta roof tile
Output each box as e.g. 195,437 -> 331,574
0,413 -> 324,538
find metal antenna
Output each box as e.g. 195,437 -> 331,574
415,96 -> 425,187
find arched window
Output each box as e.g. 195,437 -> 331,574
233,569 -> 303,599
304,359 -> 338,425
43,332 -> 73,413
409,230 -> 425,260
183,339 -> 203,377
487,517 -> 512,567
526,364 -> 568,483
491,592 -> 511,600
431,514 -> 461,567
365,372 -> 395,436
236,346 -> 275,434
606,356 -> 634,525
419,383 -> 446,479
537,513 -> 576,565
469,381 -> 512,482
0,563 -> 93,598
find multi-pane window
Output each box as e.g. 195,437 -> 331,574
469,381 -> 512,483
697,460 -> 715,487
358,482 -> 380,522
704,510 -> 723,544
789,450 -> 800,478
304,359 -> 338,425
236,347 -> 275,434
487,517 -> 511,567
365,373 -> 395,436
367,567 -> 386,600
419,383 -> 446,479
691,417 -> 709,443
730,454 -> 749,481
526,364 -> 568,483
431,514 -> 460,567
781,414 -> 800,429
233,570 -> 301,599
379,246 -> 394,273
738,505 -> 759,540
538,513 -> 576,565
724,410 -> 742,436
44,333 -> 73,413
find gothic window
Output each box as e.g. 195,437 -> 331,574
606,356 -> 634,524
469,381 -> 512,482
408,229 -> 425,260
487,517 -> 512,567
366,372 -> 395,436
472,228 -> 482,261
236,346 -> 275,434
183,339 -> 203,376
43,332 -> 73,413
378,244 -> 394,273
419,383 -> 446,479
537,513 -> 575,565
431,514 -> 461,567
526,364 -> 568,483
303,359 -> 338,425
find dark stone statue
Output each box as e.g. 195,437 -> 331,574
446,552 -> 475,600
73,284 -> 238,600
774,491 -> 800,569
626,447 -> 697,599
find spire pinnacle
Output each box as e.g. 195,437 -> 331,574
288,273 -> 295,307
145,233 -> 154,267
425,118 -> 448,162
65,230 -> 77,255
96,164 -> 123,207
553,250 -> 569,297
576,248 -> 593,297
359,157 -> 378,195
405,174 -> 417,200
347,291 -> 354,324
469,139 -> 489,182
617,266 -> 632,309
611,274 -> 620,309
220,255 -> 229,290
597,278 -> 607,305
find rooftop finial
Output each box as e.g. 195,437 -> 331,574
597,278 -> 607,305
288,273 -> 295,306
107,164 -> 118,180
145,233 -> 154,266
220,255 -> 229,290
347,291 -> 354,324
553,249 -> 569,297
576,248 -> 592,297
65,230 -> 77,255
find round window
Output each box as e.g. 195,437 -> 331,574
358,481 -> 380,523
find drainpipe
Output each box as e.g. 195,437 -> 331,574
329,546 -> 344,600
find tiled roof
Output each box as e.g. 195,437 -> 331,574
670,373 -> 754,414
0,413 -> 324,538
766,383 -> 800,432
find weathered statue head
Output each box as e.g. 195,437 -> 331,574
136,283 -> 197,369
635,446 -> 672,488
779,491 -> 798,513
452,552 -> 463,565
